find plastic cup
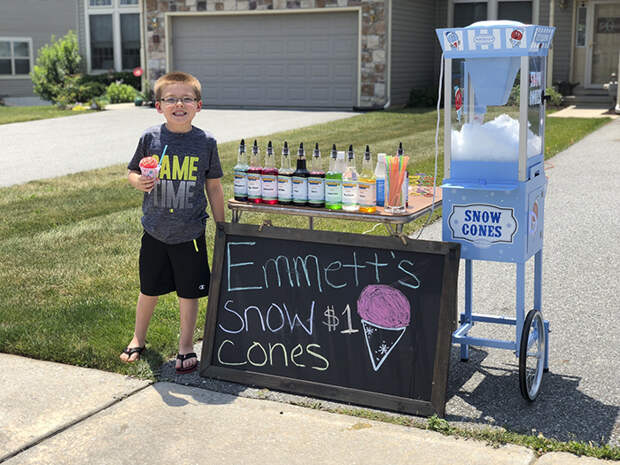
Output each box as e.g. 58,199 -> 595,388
384,177 -> 406,214
139,161 -> 160,193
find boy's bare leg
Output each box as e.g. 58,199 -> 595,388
120,292 -> 158,362
177,297 -> 199,370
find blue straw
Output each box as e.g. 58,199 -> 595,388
159,144 -> 168,167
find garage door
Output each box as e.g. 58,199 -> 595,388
171,12 -> 358,109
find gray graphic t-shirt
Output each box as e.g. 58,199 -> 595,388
128,124 -> 223,244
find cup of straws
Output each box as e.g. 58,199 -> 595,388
384,155 -> 409,214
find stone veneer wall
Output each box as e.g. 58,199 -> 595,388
145,0 -> 388,107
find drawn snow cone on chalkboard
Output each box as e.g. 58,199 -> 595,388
357,284 -> 411,371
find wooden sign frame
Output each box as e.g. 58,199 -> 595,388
200,223 -> 460,417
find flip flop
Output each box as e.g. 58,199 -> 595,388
176,352 -> 198,374
121,346 -> 145,363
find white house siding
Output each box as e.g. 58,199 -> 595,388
389,0 -> 437,106
0,0 -> 77,97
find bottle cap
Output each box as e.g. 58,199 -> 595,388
397,142 -> 403,156
282,141 -> 289,156
364,145 -> 371,160
239,139 -> 245,153
298,142 -> 305,157
313,142 -> 320,158
267,140 -> 273,156
252,139 -> 259,155
331,144 -> 337,159
347,144 -> 354,160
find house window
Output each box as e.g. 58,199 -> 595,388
454,3 -> 488,27
452,1 -> 533,26
86,0 -> 140,72
498,1 -> 532,23
121,14 -> 140,69
0,38 -> 32,77
576,5 -> 587,47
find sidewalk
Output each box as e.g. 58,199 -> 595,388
0,354 -> 614,465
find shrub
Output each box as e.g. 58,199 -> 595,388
545,86 -> 564,107
408,87 -> 440,107
80,72 -> 140,92
106,81 -> 137,103
30,31 -> 81,103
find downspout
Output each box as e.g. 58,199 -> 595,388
383,0 -> 392,109
140,0 -> 147,93
547,0 -> 555,88
569,0 -> 577,83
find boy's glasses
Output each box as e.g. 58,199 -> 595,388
160,97 -> 198,106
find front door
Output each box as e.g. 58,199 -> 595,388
586,1 -> 620,88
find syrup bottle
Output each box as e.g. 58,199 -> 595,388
325,144 -> 342,210
308,143 -> 325,208
292,142 -> 309,206
277,141 -> 293,205
341,144 -> 359,212
358,145 -> 376,213
233,139 -> 248,201
247,139 -> 262,204
261,141 -> 278,204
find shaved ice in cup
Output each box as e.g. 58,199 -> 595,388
139,156 -> 160,179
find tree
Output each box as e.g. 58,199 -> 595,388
30,31 -> 81,102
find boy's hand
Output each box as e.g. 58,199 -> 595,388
128,170 -> 156,192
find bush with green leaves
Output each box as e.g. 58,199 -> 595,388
106,82 -> 138,103
80,72 -> 140,92
508,84 -> 564,107
408,87 -> 440,107
30,31 -> 81,103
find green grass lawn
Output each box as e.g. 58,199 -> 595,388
0,109 -> 609,379
0,105 -> 93,125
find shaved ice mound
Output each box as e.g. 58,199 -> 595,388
357,284 -> 411,328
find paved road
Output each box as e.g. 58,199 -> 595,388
0,106 -> 357,187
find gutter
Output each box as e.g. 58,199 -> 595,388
383,0 -> 392,109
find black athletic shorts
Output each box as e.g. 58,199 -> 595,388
139,231 -> 210,299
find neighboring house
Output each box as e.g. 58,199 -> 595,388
2,0 -> 619,108
0,0 -> 77,104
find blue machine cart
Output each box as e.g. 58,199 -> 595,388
436,21 -> 555,400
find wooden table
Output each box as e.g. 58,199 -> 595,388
228,188 -> 442,235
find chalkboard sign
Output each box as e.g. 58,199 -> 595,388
200,223 -> 460,416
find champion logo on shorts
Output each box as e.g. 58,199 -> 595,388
198,284 -> 207,290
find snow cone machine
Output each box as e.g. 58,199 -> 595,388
436,21 -> 555,400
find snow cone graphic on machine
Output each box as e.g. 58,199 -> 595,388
436,21 -> 555,401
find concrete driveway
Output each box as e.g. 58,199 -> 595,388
0,105 -> 358,187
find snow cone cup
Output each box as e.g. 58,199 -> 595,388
139,156 -> 160,192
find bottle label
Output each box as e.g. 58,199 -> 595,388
247,173 -> 262,200
358,180 -> 376,208
376,179 -> 385,206
341,181 -> 358,206
277,176 -> 292,202
307,177 -> 325,204
292,177 -> 308,201
325,179 -> 341,205
261,174 -> 277,201
233,170 -> 247,196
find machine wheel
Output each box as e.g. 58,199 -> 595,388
519,309 -> 546,401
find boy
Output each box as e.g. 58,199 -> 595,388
121,71 -> 225,374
